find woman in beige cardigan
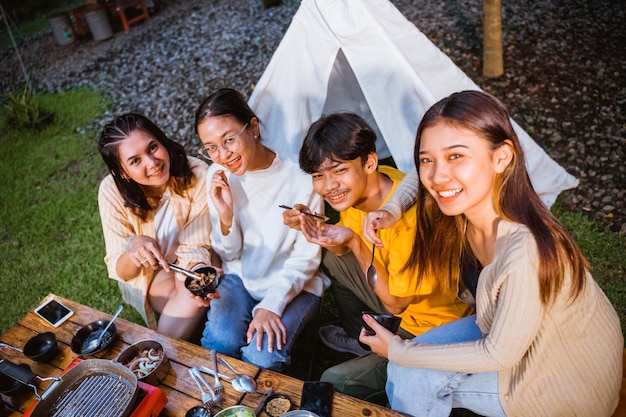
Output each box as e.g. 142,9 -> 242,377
98,113 -> 215,340
360,91 -> 622,417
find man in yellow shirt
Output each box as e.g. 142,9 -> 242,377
284,112 -> 471,402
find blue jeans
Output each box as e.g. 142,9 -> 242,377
386,315 -> 506,417
200,274 -> 320,371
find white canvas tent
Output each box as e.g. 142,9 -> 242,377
248,0 -> 578,207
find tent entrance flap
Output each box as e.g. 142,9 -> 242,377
322,49 -> 392,162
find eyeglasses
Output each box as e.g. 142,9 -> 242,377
198,123 -> 248,160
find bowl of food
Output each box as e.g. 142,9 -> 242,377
264,392 -> 293,417
23,331 -> 58,362
71,319 -> 117,355
0,363 -> 31,397
361,311 -> 401,336
185,266 -> 220,297
213,405 -> 255,417
115,339 -> 170,385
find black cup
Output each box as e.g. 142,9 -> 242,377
361,311 -> 401,336
185,266 -> 220,297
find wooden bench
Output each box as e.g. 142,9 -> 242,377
104,0 -> 150,32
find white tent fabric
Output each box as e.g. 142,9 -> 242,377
248,0 -> 578,207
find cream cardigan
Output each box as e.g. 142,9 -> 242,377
388,221 -> 623,416
98,156 -> 212,328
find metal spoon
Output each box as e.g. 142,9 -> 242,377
366,243 -> 377,290
365,224 -> 380,291
218,357 -> 257,393
82,305 -> 123,354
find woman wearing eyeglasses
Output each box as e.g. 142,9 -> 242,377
194,88 -> 327,370
98,113 -> 217,340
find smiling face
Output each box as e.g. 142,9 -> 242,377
197,115 -> 264,175
310,153 -> 377,212
117,129 -> 170,192
418,122 -> 512,222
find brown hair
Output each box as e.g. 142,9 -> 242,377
406,91 -> 587,304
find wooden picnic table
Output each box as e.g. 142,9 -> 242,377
0,293 -> 407,417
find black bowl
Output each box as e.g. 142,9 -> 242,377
264,392 -> 293,417
185,405 -> 212,417
23,331 -> 58,362
185,266 -> 220,297
70,319 -> 117,355
0,363 -> 31,397
361,311 -> 402,336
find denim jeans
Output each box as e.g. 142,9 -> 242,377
387,315 -> 506,417
200,273 -> 320,371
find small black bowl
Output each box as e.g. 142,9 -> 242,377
0,363 -> 31,397
361,311 -> 402,336
70,319 -> 117,355
264,392 -> 293,417
185,266 -> 220,297
23,331 -> 58,362
185,405 -> 212,417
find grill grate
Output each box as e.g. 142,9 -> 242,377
50,374 -> 134,417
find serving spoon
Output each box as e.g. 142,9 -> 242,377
218,357 -> 257,393
366,228 -> 378,290
366,244 -> 377,290
82,305 -> 123,354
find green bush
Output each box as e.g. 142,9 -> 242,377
3,84 -> 53,129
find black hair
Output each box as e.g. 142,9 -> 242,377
299,112 -> 376,173
195,88 -> 257,134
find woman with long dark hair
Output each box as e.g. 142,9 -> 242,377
359,91 -> 622,416
98,113 -> 214,340
194,88 -> 326,370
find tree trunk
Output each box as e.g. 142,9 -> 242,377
483,0 -> 504,77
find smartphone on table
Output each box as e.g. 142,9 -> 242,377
300,381 -> 333,417
34,298 -> 74,327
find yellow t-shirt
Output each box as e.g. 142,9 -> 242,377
339,166 -> 471,336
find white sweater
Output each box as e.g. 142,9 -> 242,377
207,153 -> 327,316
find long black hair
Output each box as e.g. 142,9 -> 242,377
99,113 -> 193,221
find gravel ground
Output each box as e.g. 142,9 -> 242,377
1,0 -> 624,232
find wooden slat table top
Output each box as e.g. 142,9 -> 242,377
1,294 -> 407,417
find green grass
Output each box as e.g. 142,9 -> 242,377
553,202 -> 626,333
0,86 -> 144,333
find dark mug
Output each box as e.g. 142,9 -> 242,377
361,311 -> 401,336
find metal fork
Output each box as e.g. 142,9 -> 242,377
209,349 -> 224,398
189,367 -> 221,408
